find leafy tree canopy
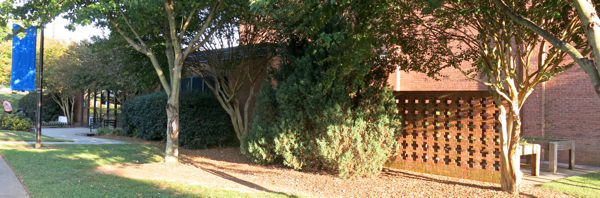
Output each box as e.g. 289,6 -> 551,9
251,0 -> 443,87
6,0 -> 251,162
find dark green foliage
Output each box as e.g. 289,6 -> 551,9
244,19 -> 402,179
242,81 -> 280,164
121,92 -> 166,140
121,91 -> 235,149
96,127 -> 124,136
18,92 -> 63,122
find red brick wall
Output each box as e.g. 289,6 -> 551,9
521,86 -> 544,139
389,65 -> 600,166
543,66 -> 600,165
234,57 -> 280,125
392,66 -> 488,91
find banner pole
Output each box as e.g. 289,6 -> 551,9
35,29 -> 44,149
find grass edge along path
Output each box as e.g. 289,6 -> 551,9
541,171 -> 600,198
0,144 -> 298,198
0,131 -> 73,142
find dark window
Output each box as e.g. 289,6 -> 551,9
180,76 -> 219,94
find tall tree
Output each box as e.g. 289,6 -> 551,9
390,0 -> 586,194
188,16 -> 275,141
491,0 -> 600,99
43,39 -> 77,123
8,0 -> 241,163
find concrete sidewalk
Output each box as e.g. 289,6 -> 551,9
522,161 -> 600,185
0,128 -> 128,145
0,155 -> 28,198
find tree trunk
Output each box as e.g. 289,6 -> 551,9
51,93 -> 73,123
505,106 -> 522,195
574,0 -> 600,98
492,93 -> 522,195
574,0 -> 600,75
230,104 -> 244,141
164,92 -> 180,164
203,77 -> 250,141
70,97 -> 75,124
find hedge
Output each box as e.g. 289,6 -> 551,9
121,91 -> 236,149
243,21 -> 401,179
0,113 -> 32,131
18,92 -> 63,122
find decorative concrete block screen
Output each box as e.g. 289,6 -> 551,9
386,91 -> 501,183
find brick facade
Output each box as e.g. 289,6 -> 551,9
538,66 -> 600,165
231,57 -> 280,125
390,64 -> 600,167
240,54 -> 600,168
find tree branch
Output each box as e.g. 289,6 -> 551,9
108,16 -> 172,95
182,0 -> 222,60
492,0 -> 600,97
118,9 -> 148,48
180,5 -> 199,40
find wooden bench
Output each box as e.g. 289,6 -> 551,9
520,144 -> 541,176
103,119 -> 116,128
530,140 -> 575,173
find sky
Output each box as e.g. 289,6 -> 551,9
1,0 -> 106,42
44,17 -> 107,42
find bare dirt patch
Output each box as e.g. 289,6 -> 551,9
97,135 -> 573,197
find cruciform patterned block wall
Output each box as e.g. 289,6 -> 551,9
386,91 -> 501,183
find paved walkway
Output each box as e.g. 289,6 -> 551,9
0,128 -> 128,145
0,155 -> 28,198
522,161 -> 600,185
0,128 -> 127,198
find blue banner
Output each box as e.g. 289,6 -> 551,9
10,25 -> 37,91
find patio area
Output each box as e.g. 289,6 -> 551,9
521,161 -> 600,185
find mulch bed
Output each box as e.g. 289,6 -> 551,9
97,135 -> 574,197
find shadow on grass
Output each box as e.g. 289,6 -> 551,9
541,172 -> 600,197
0,144 -> 294,198
579,171 -> 600,182
95,136 -> 299,196
383,169 -> 539,198
553,180 -> 600,191
99,135 -> 255,165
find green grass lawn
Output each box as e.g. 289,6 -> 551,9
0,130 -> 73,142
541,171 -> 600,198
0,144 -> 297,198
0,93 -> 25,111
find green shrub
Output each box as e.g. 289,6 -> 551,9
0,113 -> 32,131
121,91 -> 235,149
243,21 -> 401,179
120,92 -> 166,140
18,92 -> 63,122
96,127 -> 124,136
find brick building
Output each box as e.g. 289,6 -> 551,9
387,65 -> 600,166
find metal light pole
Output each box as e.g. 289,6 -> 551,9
35,29 -> 44,149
